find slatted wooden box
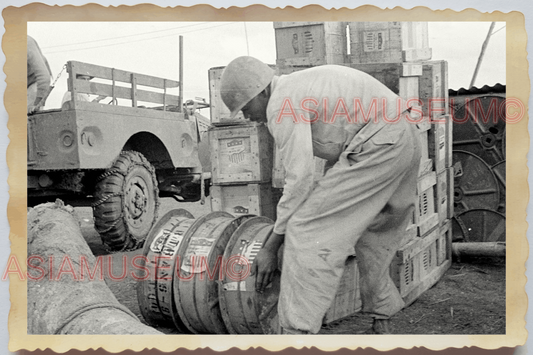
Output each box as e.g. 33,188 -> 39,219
209,124 -> 274,184
274,22 -> 347,66
390,224 -> 451,306
415,171 -> 439,237
210,183 -> 281,221
323,255 -> 362,324
348,22 -> 431,64
419,60 -> 449,120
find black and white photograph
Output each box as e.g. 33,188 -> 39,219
2,3 -> 529,353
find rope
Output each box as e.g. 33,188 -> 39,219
54,301 -> 139,335
95,168 -> 124,183
91,192 -> 123,208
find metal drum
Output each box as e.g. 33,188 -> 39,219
136,209 -> 194,332
452,95 -> 506,166
452,209 -> 506,243
173,212 -> 252,334
218,216 -> 280,334
453,150 -> 500,213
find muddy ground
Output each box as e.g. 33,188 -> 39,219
75,198 -> 505,335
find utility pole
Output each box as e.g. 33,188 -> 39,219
469,22 -> 496,89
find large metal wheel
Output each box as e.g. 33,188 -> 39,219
452,209 -> 506,243
452,95 -> 506,166
452,150 -> 500,213
491,160 -> 506,214
93,151 -> 159,251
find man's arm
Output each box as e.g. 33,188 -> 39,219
253,106 -> 316,292
27,37 -> 52,113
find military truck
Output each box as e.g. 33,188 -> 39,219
27,56 -> 211,251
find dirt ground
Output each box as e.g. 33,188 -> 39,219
75,198 -> 505,335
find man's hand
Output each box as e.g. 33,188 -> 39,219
253,247 -> 278,293
27,104 -> 42,115
252,231 -> 285,293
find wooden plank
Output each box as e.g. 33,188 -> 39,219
436,169 -> 448,225
323,256 -> 361,324
428,117 -> 447,173
403,259 -> 451,307
418,158 -> 433,178
209,67 -> 247,124
74,81 -> 180,106
397,227 -> 439,264
402,48 -> 432,62
418,60 -> 449,120
399,77 -> 419,101
418,171 -> 437,192
69,61 -> 180,88
418,213 -> 439,238
447,167 -> 455,219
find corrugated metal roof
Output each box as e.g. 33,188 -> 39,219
449,83 -> 506,96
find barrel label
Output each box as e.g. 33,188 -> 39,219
181,223 -> 218,274
150,217 -> 187,253
156,219 -> 193,318
240,240 -> 263,265
223,281 -> 246,291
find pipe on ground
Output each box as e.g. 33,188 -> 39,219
27,200 -> 162,335
451,242 -> 506,259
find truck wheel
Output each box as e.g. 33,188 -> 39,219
93,151 -> 159,251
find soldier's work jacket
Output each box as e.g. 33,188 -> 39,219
266,65 -> 412,235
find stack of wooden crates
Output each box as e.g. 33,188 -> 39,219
208,21 -> 454,324
346,22 -> 453,306
273,21 -> 454,311
207,67 -> 279,221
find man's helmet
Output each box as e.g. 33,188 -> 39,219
220,56 -> 274,119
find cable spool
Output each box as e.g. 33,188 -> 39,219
452,150 -> 500,213
173,212 -> 253,334
136,209 -> 194,332
452,95 -> 506,166
218,216 -> 280,334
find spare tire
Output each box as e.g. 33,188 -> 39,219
92,151 -> 159,251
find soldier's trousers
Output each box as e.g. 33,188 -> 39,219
279,118 -> 421,334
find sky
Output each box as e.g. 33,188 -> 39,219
29,21 -> 506,113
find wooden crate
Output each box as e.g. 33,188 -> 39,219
436,219 -> 452,266
272,146 -> 327,188
323,255 -> 362,324
208,66 -> 246,125
348,22 -> 431,64
399,76 -> 419,101
349,62 -> 422,95
390,226 -> 451,306
274,22 -> 347,66
210,183 -> 280,220
209,124 -> 274,184
436,169 -> 448,226
209,65 -> 276,125
419,60 -> 449,121
427,117 -> 447,173
415,171 -> 439,237
447,167 -> 454,219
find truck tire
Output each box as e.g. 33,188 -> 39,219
93,151 -> 159,251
